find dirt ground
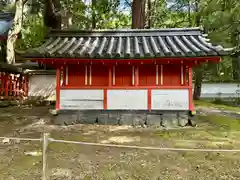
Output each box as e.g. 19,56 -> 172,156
0,103 -> 240,180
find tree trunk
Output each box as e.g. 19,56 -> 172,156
92,0 -> 96,29
43,0 -> 62,29
132,0 -> 146,29
232,53 -> 240,80
193,68 -> 203,100
6,0 -> 24,64
0,40 -> 6,62
231,33 -> 240,80
146,0 -> 151,28
193,0 -> 203,100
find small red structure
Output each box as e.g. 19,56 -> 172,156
21,28 -> 229,126
0,12 -> 28,100
0,72 -> 28,100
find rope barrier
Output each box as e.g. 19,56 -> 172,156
0,136 -> 41,141
49,138 -> 240,152
0,136 -> 239,152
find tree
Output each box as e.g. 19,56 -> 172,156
6,0 -> 24,64
132,0 -> 146,28
92,0 -> 96,29
43,0 -> 62,29
201,0 -> 240,80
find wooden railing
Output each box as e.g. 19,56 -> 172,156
0,72 -> 28,99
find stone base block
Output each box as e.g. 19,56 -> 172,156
52,110 -> 196,128
146,114 -> 161,127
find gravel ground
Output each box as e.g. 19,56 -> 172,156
0,105 -> 240,180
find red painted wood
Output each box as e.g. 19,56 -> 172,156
91,64 -> 109,86
188,66 -> 194,111
104,89 -> 107,109
148,89 -> 152,110
56,66 -> 61,110
60,85 -> 189,90
5,74 -> 8,97
0,73 -> 28,99
183,65 -> 187,86
67,65 -> 85,86
162,65 -> 182,86
135,66 -> 139,86
108,66 -> 112,87
115,64 -> 132,86
62,66 -> 66,86
139,64 -> 156,86
13,76 -> 16,97
10,75 -> 13,96
34,56 -> 221,65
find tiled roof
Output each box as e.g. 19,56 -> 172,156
22,27 -> 230,59
0,12 -> 14,37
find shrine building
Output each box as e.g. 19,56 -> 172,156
19,28 -> 230,125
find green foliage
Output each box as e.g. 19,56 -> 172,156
9,0 -> 239,82
16,14 -> 47,50
15,0 -> 131,50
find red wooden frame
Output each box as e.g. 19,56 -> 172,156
51,56 -> 218,111
0,72 -> 28,100
60,86 -> 190,89
33,56 -> 221,65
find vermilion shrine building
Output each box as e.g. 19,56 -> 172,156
20,28 -> 229,126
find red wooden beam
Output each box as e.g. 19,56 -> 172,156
32,56 -> 221,66
60,85 -> 190,90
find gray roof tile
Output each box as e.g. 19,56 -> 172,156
23,27 -> 230,59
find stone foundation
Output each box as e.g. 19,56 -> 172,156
52,110 -> 194,128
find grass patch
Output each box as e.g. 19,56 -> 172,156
194,100 -> 240,112
197,114 -> 240,131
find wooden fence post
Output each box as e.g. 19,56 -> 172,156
42,133 -> 50,180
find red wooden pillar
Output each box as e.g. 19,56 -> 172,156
188,66 -> 194,111
62,66 -> 66,86
104,66 -> 112,110
148,89 -> 152,110
5,73 -> 9,98
9,75 -> 12,96
134,66 -> 139,86
1,73 -> 5,96
13,76 -> 17,97
56,66 -> 61,110
108,66 -> 112,87
16,76 -> 20,97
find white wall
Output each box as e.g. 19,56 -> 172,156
28,74 -> 240,101
28,74 -> 56,100
60,89 -> 104,110
107,90 -> 148,110
199,83 -> 240,98
151,89 -> 189,110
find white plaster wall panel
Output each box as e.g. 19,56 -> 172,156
198,83 -> 240,98
107,90 -> 148,110
28,75 -> 56,98
60,89 -> 104,110
151,89 -> 189,110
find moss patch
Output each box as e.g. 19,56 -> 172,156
197,114 -> 240,131
194,100 -> 240,112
